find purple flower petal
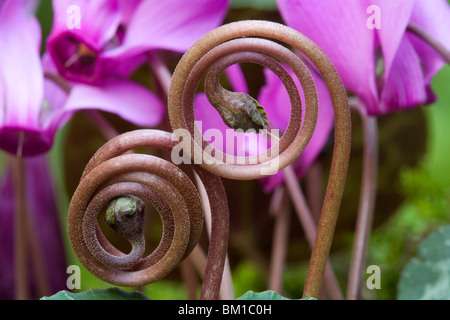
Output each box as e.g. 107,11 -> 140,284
47,0 -> 124,83
0,0 -> 43,131
378,36 -> 428,114
408,0 -> 450,99
100,0 -> 230,72
123,0 -> 229,52
47,79 -> 165,135
0,0 -> 53,156
0,155 -> 67,300
375,0 -> 415,84
276,0 -> 379,115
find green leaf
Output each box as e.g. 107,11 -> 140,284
236,290 -> 316,300
41,287 -> 150,300
398,225 -> 450,300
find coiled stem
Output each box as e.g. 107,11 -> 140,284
68,130 -> 229,299
68,20 -> 351,300
168,20 -> 351,298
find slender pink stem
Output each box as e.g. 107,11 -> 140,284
305,160 -> 324,223
283,166 -> 343,300
149,51 -> 172,97
268,186 -> 290,294
347,102 -> 378,300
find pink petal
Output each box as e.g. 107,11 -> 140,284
375,0 -> 415,84
46,0 -> 124,83
48,0 -> 122,50
379,36 -> 428,113
276,0 -> 379,114
102,0 -> 230,67
47,79 -> 165,135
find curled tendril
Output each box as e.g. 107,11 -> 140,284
168,20 -> 351,298
68,130 -> 229,299
68,20 -> 351,300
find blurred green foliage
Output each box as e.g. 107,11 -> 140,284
398,225 -> 450,299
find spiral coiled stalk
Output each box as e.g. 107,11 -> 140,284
68,130 -> 229,299
68,20 -> 351,300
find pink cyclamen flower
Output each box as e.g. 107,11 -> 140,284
47,0 -> 230,84
0,0 -> 162,298
195,65 -> 334,193
277,0 -> 450,115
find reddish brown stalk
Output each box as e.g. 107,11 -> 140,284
168,20 -> 351,299
67,130 -> 229,299
67,20 -> 350,301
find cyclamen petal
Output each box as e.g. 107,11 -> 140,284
47,79 -> 165,135
276,0 -> 450,116
47,0 -> 230,84
121,0 -> 230,53
0,0 -> 49,156
47,0 -> 125,83
0,156 -> 67,300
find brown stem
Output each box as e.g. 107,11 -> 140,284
347,101 -> 378,300
67,129 -> 229,300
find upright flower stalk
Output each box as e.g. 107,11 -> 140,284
275,0 -> 450,299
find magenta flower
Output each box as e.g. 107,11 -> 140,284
277,0 -> 450,115
195,65 -> 334,193
47,0 -> 230,84
0,0 -> 162,299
